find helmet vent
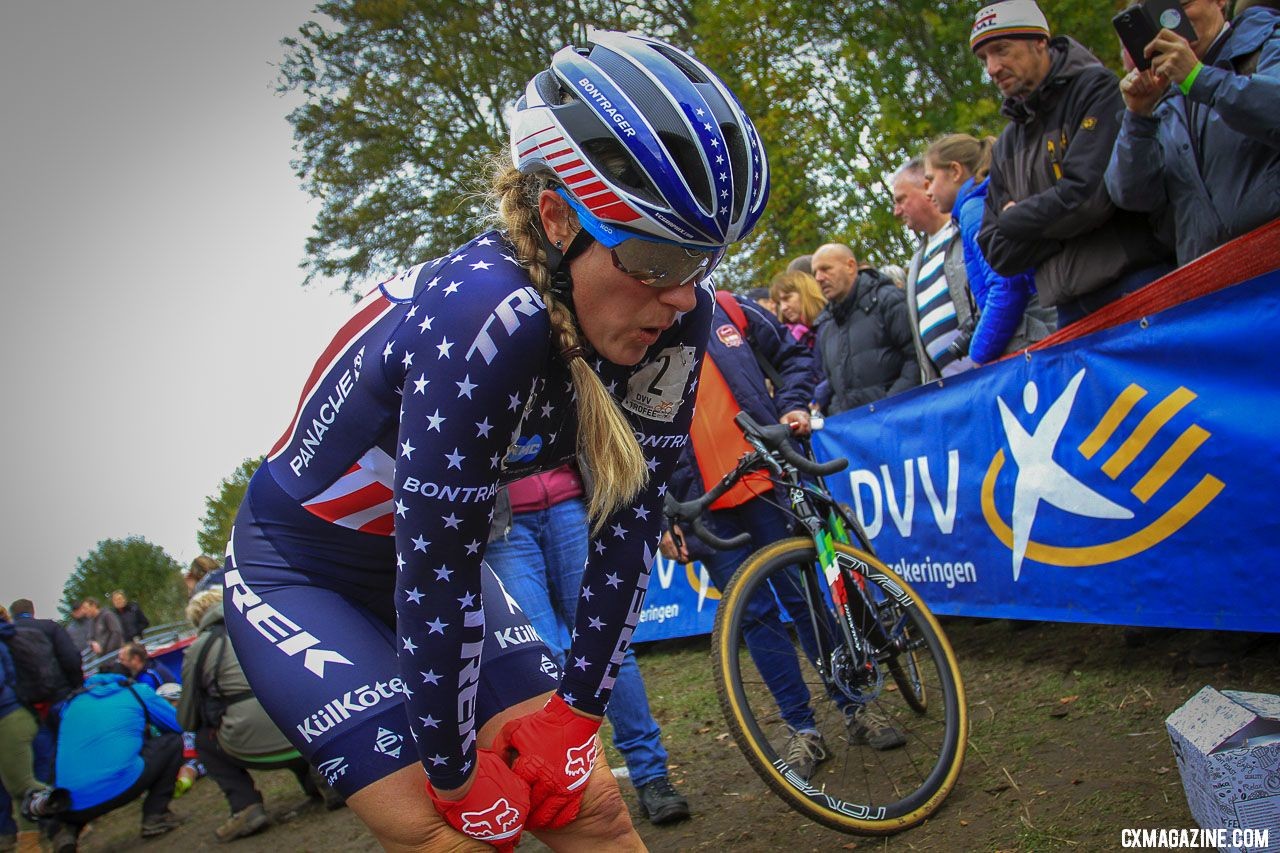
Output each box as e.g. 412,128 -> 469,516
721,123 -> 749,221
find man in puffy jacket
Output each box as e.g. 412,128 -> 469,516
50,673 -> 184,846
971,0 -> 1171,326
1105,1 -> 1280,264
811,243 -> 919,413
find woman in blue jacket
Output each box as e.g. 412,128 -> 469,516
924,134 -> 1052,364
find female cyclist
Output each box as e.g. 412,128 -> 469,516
222,31 -> 768,851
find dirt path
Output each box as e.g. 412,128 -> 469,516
75,621 -> 1278,852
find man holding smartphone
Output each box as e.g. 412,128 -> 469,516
1105,0 -> 1280,266
970,0 -> 1172,327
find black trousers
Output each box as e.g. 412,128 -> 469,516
194,728 -> 315,814
62,732 -> 183,825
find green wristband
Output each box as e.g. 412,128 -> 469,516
1179,62 -> 1204,96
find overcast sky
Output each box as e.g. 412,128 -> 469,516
1,2 -> 356,617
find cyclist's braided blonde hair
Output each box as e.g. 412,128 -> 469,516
489,160 -> 648,529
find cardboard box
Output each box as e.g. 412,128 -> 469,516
1166,687 -> 1280,852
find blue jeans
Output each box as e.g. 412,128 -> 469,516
700,497 -> 850,731
485,498 -> 670,787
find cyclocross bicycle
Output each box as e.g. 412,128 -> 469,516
664,412 -> 967,835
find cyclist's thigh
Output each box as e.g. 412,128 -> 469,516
225,562 -> 563,801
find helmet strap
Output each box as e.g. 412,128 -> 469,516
539,223 -> 593,316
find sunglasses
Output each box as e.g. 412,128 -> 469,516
557,190 -> 723,288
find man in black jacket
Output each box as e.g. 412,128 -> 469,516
971,0 -> 1171,327
8,600 -> 83,704
811,243 -> 919,415
111,591 -> 149,642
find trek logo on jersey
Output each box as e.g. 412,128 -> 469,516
289,346 -> 366,477
494,624 -> 542,650
504,435 -> 543,464
461,798 -> 522,840
373,726 -> 404,759
296,679 -> 410,743
466,286 -> 545,365
563,736 -> 600,790
224,569 -> 354,678
982,369 -> 1223,581
317,756 -> 348,786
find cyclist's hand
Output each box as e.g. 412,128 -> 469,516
425,748 -> 529,852
780,409 -> 811,436
660,527 -> 689,562
494,694 -> 602,830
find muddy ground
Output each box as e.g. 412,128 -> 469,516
74,620 -> 1278,852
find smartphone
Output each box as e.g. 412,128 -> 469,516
1113,0 -> 1198,71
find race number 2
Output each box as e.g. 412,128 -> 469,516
623,346 -> 696,422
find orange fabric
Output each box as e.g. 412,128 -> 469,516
689,355 -> 772,510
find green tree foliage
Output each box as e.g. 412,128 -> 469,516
62,537 -> 187,625
281,0 -> 1129,290
196,457 -> 263,557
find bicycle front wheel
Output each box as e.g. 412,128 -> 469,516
712,538 -> 967,835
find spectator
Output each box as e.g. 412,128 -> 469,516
48,672 -> 184,848
185,555 -> 223,597
881,264 -> 908,289
0,606 -> 44,853
971,0 -> 1171,327
484,466 -> 690,826
925,134 -> 1054,364
892,158 -> 977,381
79,597 -> 123,657
8,599 -> 83,793
116,642 -> 175,691
786,254 -> 813,275
769,270 -> 827,351
178,590 -> 342,843
745,286 -> 778,316
63,603 -> 91,656
110,591 -> 149,642
1105,0 -> 1280,265
8,600 -> 84,708
810,243 -> 919,413
662,292 -> 903,781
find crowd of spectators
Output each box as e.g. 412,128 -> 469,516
760,0 -> 1277,415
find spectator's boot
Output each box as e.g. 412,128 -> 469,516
140,811 -> 184,839
214,803 -> 269,842
634,776 -> 691,825
50,823 -> 79,853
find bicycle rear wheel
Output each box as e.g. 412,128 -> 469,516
712,538 -> 966,835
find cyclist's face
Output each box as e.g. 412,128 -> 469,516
571,241 -> 698,365
540,190 -> 698,366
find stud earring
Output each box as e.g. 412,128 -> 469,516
555,240 -> 564,250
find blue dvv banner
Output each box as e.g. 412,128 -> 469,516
634,555 -> 719,642
809,271 -> 1280,633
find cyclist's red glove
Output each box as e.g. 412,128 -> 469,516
425,748 -> 530,852
494,694 -> 602,830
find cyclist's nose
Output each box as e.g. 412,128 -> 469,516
659,280 -> 698,313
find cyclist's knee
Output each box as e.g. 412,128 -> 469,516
532,758 -> 642,851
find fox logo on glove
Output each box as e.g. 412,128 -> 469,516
461,798 -> 522,839
563,736 -> 599,791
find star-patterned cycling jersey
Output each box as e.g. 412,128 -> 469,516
252,231 -> 712,790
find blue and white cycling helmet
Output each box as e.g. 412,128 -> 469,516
510,31 -> 770,259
